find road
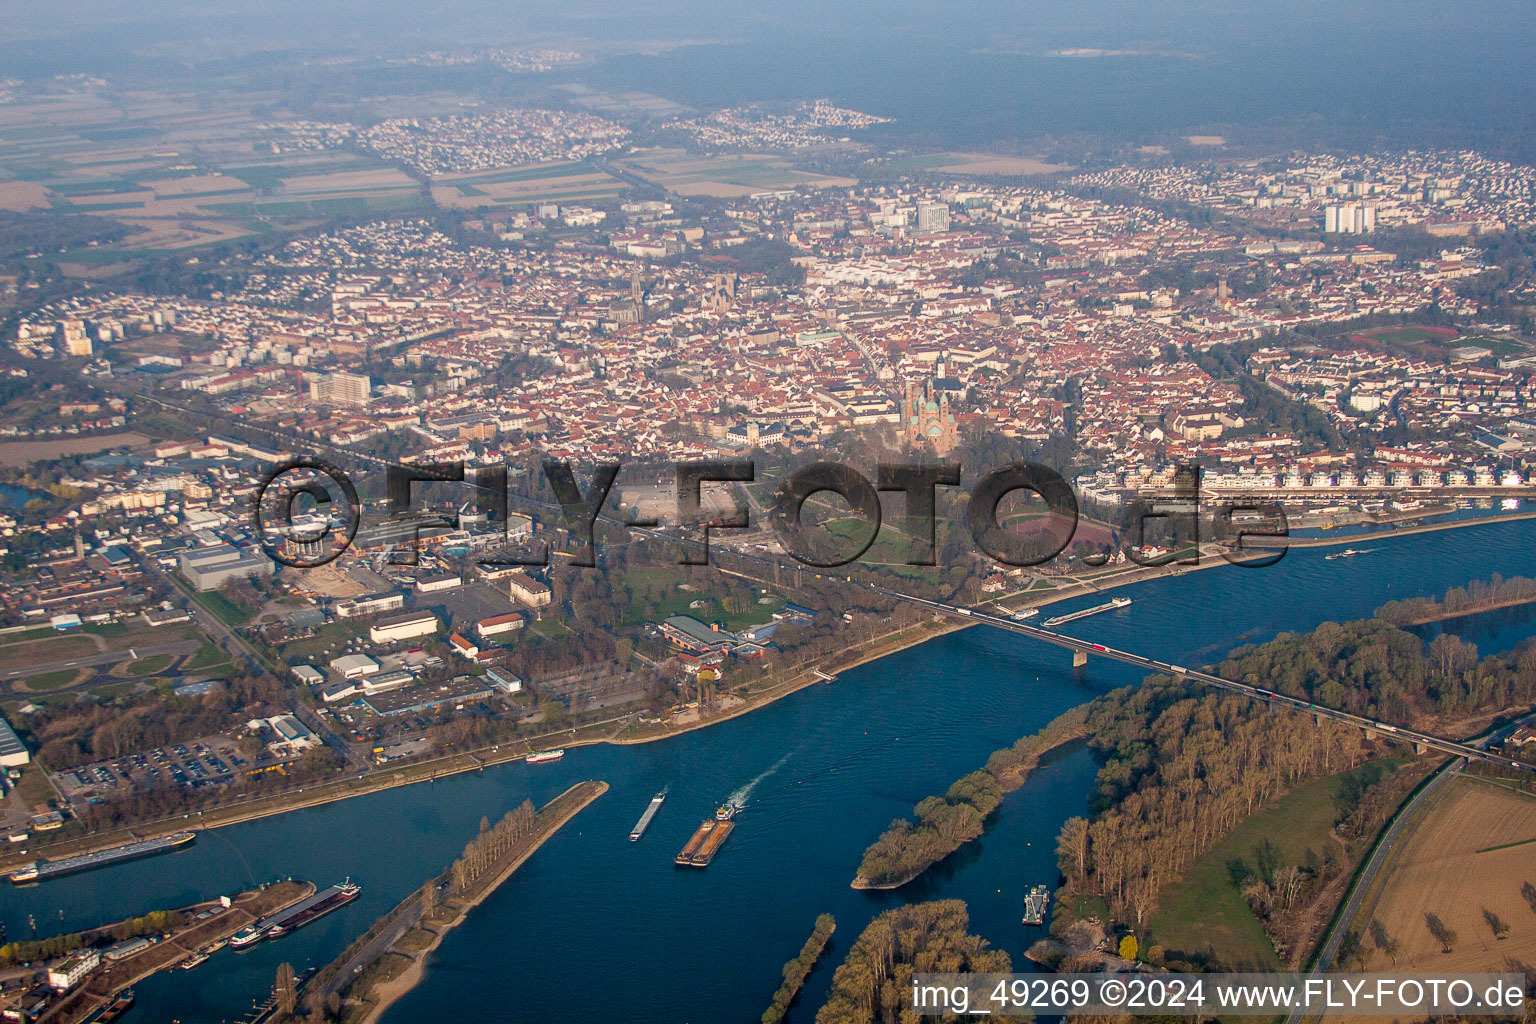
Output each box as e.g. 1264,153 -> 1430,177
0,639 -> 201,680
859,585 -> 1534,774
1285,707 -> 1536,1023
1284,760 -> 1463,1024
306,894 -> 429,1009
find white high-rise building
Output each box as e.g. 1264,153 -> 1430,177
308,370 -> 372,407
916,201 -> 950,234
1323,202 -> 1376,234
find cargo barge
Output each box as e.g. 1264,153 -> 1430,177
630,789 -> 667,841
94,991 -> 135,1024
8,831 -> 196,884
231,881 -> 360,948
1042,596 -> 1130,628
675,805 -> 736,867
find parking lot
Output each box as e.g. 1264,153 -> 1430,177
51,735 -> 248,801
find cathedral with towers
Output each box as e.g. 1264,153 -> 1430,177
902,379 -> 959,454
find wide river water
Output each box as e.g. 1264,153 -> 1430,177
6,518 -> 1536,1024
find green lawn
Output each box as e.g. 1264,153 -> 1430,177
1148,759 -> 1396,968
0,634 -> 97,661
189,589 -> 252,628
13,765 -> 55,811
17,668 -> 82,691
183,643 -> 231,672
126,654 -> 175,677
91,621 -> 200,651
91,682 -> 137,699
274,621 -> 360,662
615,565 -> 782,631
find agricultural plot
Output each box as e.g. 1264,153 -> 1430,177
1358,776 -> 1536,972
428,160 -> 627,209
615,149 -> 855,198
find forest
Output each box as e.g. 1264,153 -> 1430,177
1374,572 -> 1536,627
1059,677 -> 1372,931
1056,603 -> 1536,958
762,913 -> 836,1024
852,706 -> 1088,888
1217,617 -> 1536,723
814,901 -> 1010,1024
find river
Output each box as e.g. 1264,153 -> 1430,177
5,519 -> 1536,1023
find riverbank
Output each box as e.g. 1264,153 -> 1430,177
9,506 -> 1528,877
45,880 -> 314,1024
851,707 -> 1091,891
1384,592 -> 1536,627
331,781 -> 607,1024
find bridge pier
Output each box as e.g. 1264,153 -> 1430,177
1414,742 -> 1426,755
1073,650 -> 1088,668
1313,713 -> 1323,726
1363,726 -> 1376,740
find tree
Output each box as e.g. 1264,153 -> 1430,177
276,962 -> 297,1018
1424,913 -> 1457,954
1369,919 -> 1400,965
1118,935 -> 1139,962
1057,816 -> 1090,887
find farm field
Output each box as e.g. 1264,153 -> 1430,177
1357,775 -> 1536,972
428,159 -> 626,208
615,149 -> 855,197
0,432 -> 153,467
929,153 -> 1072,175
875,152 -> 1072,176
0,100 -> 421,257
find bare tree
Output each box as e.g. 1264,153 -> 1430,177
1425,913 -> 1457,954
1483,908 -> 1511,940
1369,919 -> 1400,965
1056,816 -> 1090,888
275,962 -> 297,1019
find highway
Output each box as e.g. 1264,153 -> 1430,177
860,584 -> 1535,775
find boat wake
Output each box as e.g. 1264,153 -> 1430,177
728,753 -> 791,809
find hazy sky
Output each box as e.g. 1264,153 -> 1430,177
1,1 -> 1529,56
2,1 -> 1532,157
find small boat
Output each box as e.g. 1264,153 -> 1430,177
178,952 -> 209,970
1325,547 -> 1377,561
526,749 -> 565,764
